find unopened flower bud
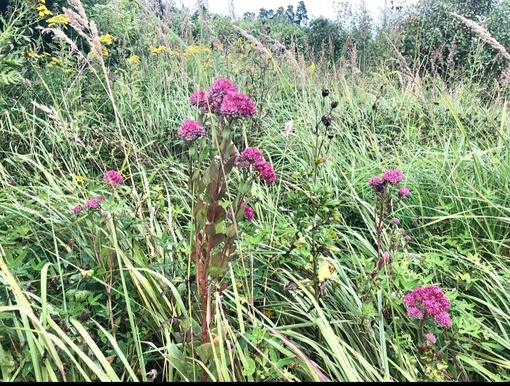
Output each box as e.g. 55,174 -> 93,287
322,88 -> 329,97
327,131 -> 334,139
321,114 -> 332,127
331,100 -> 339,108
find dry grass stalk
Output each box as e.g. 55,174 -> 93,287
63,0 -> 103,61
231,25 -> 272,59
499,65 -> 510,86
31,101 -> 64,131
451,12 -> 510,61
38,27 -> 86,62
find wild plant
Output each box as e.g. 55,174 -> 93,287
179,77 -> 276,381
367,169 -> 410,277
403,285 -> 453,381
280,88 -> 341,344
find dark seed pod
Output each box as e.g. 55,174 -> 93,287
331,100 -> 339,108
322,88 -> 329,97
327,131 -> 334,139
321,114 -> 332,127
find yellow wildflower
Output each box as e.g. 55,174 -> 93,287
314,156 -> 325,165
36,4 -> 52,17
46,13 -> 68,27
149,45 -> 168,54
126,54 -> 140,64
263,308 -> 275,318
169,50 -> 180,57
74,175 -> 86,183
307,62 -> 316,73
98,34 -> 114,46
236,282 -> 242,289
101,45 -> 109,56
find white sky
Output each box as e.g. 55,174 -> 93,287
174,0 -> 418,20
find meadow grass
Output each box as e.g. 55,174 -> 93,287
0,0 -> 509,381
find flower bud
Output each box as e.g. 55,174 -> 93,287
331,100 -> 339,108
321,114 -> 332,127
327,131 -> 334,139
322,88 -> 329,97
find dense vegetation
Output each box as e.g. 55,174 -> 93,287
0,0 -> 509,381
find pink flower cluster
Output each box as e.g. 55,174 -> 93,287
368,169 -> 410,198
71,195 -> 106,214
103,170 -> 124,186
189,78 -> 256,118
177,120 -> 206,141
237,147 -> 276,185
382,169 -> 403,185
403,285 -> 452,328
244,205 -> 255,221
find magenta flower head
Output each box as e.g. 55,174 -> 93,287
254,160 -> 277,185
237,147 -> 263,167
189,90 -> 209,113
219,91 -> 256,118
177,120 -> 206,141
209,78 -> 238,95
425,333 -> 437,344
71,205 -> 82,214
208,78 -> 238,112
244,205 -> 255,221
368,176 -> 385,193
398,186 -> 410,198
403,285 -> 451,328
103,170 -> 124,186
382,169 -> 403,185
83,196 -> 106,210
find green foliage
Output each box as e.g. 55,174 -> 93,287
397,0 -> 507,83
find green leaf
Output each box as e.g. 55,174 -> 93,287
206,266 -> 229,276
241,356 -> 256,376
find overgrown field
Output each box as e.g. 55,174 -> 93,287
1,0 -> 510,382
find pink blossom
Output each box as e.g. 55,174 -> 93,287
177,120 -> 206,141
244,205 -> 255,221
219,91 -> 256,118
434,312 -> 452,328
368,177 -> 383,186
399,186 -> 410,198
237,147 -> 263,167
368,176 -> 385,192
103,170 -> 124,186
254,160 -> 276,185
403,285 -> 451,328
208,78 -> 238,112
382,169 -> 403,185
406,306 -> 424,319
209,78 -> 238,95
71,205 -> 82,214
189,90 -> 209,113
83,196 -> 105,209
425,333 -> 437,344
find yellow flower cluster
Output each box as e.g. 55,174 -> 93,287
36,0 -> 52,17
99,34 -> 114,46
149,45 -> 168,54
46,13 -> 68,27
126,54 -> 140,64
183,45 -> 211,57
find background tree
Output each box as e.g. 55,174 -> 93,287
295,1 -> 308,26
284,5 -> 295,24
